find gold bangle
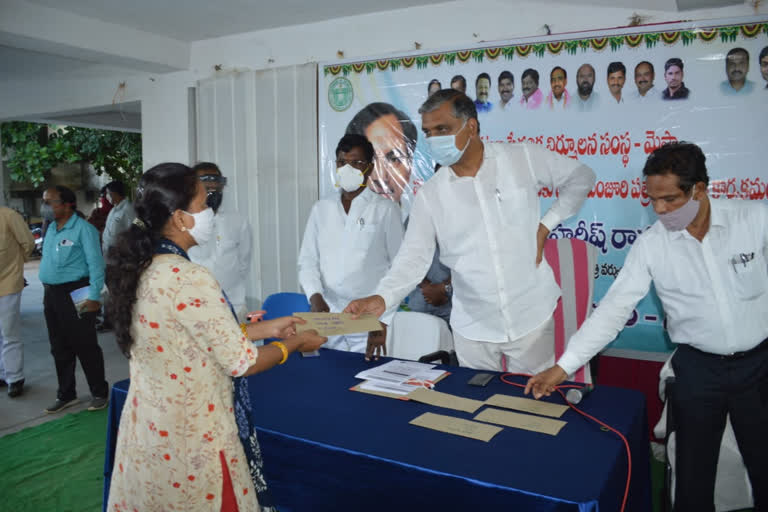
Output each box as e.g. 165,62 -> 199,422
240,323 -> 249,339
271,341 -> 289,365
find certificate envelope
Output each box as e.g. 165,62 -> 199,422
294,312 -> 382,337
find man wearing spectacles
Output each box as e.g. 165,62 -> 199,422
39,186 -> 108,414
298,134 -> 403,353
188,162 -> 253,321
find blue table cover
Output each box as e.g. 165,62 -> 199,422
104,348 -> 651,511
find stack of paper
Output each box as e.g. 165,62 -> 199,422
355,360 -> 448,396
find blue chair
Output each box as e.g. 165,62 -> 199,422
261,292 -> 310,321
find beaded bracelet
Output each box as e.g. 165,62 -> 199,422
240,323 -> 249,339
271,341 -> 289,365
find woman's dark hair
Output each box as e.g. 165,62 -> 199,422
105,163 -> 198,356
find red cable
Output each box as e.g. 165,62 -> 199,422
500,373 -> 632,512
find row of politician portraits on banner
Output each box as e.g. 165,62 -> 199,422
320,27 -> 768,352
429,45 -> 768,113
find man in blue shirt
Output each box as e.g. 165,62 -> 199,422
474,73 -> 493,113
39,186 -> 108,413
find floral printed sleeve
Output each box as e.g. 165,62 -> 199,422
173,264 -> 257,377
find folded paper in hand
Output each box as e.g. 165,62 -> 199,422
294,312 -> 382,337
69,286 -> 90,315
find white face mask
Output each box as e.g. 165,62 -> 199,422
336,164 -> 367,193
182,207 -> 215,245
425,121 -> 470,167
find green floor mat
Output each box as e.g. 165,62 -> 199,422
0,410 -> 108,512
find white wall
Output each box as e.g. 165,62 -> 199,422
140,76 -> 198,169
190,0 -> 765,73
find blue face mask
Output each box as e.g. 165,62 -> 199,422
41,204 -> 55,222
425,121 -> 470,167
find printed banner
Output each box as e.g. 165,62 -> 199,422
318,18 -> 768,353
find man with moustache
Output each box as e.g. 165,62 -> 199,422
574,63 -> 600,111
546,66 -> 570,110
629,61 -> 658,102
720,47 -> 754,95
662,58 -> 690,100
474,72 -> 493,113
519,69 -> 543,110
606,62 -> 626,104
497,71 -> 515,111
760,46 -> 768,89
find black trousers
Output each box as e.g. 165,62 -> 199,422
43,279 -> 108,401
671,340 -> 768,512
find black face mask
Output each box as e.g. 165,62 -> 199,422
206,191 -> 223,212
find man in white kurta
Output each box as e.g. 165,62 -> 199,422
188,163 -> 253,321
299,134 -> 403,353
102,181 -> 136,255
346,90 -> 595,371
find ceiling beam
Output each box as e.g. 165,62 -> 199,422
0,0 -> 190,73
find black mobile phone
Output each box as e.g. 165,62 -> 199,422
468,373 -> 495,387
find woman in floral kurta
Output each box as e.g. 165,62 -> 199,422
108,255 -> 260,511
105,163 -> 326,512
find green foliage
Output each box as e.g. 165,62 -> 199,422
1,121 -> 142,191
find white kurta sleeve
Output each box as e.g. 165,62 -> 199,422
297,203 -> 325,299
523,144 -> 596,231
557,236 -> 653,375
239,218 -> 253,278
375,191 -> 436,310
379,201 -> 405,325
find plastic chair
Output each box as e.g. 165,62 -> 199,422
385,311 -> 455,363
261,292 -> 310,321
543,237 -> 598,383
653,355 -> 753,511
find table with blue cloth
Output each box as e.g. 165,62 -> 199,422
104,348 -> 651,511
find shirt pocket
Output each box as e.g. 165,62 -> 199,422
729,251 -> 768,300
54,241 -> 80,267
350,224 -> 378,250
495,188 -> 532,228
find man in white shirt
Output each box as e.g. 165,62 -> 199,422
188,162 -> 253,321
628,61 -> 658,102
345,90 -> 595,368
298,134 -> 403,353
99,180 -> 135,331
526,142 -> 768,511
102,181 -> 135,255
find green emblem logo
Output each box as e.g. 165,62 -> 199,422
328,77 -> 354,112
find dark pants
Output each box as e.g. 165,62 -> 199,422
671,340 -> 768,512
43,279 -> 108,401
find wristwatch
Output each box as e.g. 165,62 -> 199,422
444,283 -> 452,297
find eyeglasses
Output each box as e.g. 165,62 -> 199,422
199,175 -> 228,186
335,159 -> 370,171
